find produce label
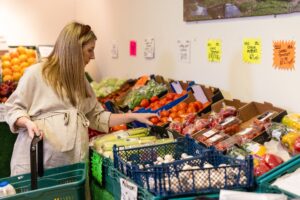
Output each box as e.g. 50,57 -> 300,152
207,39 -> 222,62
243,38 -> 261,64
120,178 -> 138,200
273,40 -> 295,70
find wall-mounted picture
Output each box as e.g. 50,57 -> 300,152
184,0 -> 300,21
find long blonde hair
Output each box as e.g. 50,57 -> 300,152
42,22 -> 97,106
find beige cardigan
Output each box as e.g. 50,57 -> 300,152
5,63 -> 111,176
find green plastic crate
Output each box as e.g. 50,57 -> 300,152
90,178 -> 114,200
256,154 -> 300,198
0,162 -> 86,200
0,122 -> 17,178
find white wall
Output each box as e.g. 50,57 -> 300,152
1,0 -> 299,113
0,0 -> 76,45
76,0 -> 300,113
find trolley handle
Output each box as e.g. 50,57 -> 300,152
30,135 -> 44,190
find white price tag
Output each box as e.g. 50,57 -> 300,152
191,85 -> 208,104
144,38 -> 155,59
0,104 -> 6,122
120,178 -> 138,200
171,81 -> 183,94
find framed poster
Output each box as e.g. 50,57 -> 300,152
184,0 -> 300,22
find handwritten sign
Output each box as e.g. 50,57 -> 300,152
144,38 -> 155,59
207,39 -> 221,62
273,40 -> 295,70
243,38 -> 261,64
177,40 -> 191,63
120,178 -> 138,200
130,40 -> 137,56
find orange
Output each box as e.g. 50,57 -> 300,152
2,68 -> 13,76
1,60 -> 11,69
10,51 -> 19,59
19,54 -> 28,62
27,49 -> 36,58
1,53 -> 11,61
11,65 -> 21,72
12,72 -> 22,81
20,61 -> 29,69
17,46 -> 27,55
27,57 -> 36,65
11,57 -> 20,65
3,75 -> 13,82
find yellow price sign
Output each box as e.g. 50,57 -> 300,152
243,38 -> 261,64
207,39 -> 222,62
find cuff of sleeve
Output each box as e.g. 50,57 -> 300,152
98,111 -> 111,133
7,111 -> 29,133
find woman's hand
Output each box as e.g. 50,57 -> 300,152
133,113 -> 157,126
109,113 -> 158,127
15,116 -> 43,139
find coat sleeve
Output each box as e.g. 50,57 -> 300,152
5,67 -> 37,133
85,82 -> 111,133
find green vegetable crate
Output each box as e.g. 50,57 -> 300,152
256,154 -> 300,199
0,162 -> 86,200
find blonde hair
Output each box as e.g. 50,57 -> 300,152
42,22 -> 97,106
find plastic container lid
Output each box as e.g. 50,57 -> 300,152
0,181 -> 9,187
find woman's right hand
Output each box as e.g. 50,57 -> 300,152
24,120 -> 43,139
15,116 -> 43,139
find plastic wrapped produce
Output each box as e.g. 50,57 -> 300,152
265,122 -> 288,141
214,116 -> 241,135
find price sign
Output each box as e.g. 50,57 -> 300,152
120,178 -> 138,200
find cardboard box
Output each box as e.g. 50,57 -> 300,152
212,99 -> 247,113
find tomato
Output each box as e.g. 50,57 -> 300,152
170,106 -> 179,113
186,107 -> 196,114
150,96 -> 159,103
160,117 -> 169,123
140,99 -> 150,108
150,116 -> 160,124
193,101 -> 203,111
160,110 -> 170,117
169,112 -> 178,119
166,93 -> 175,100
177,109 -> 186,116
133,106 -> 142,111
159,99 -> 167,106
178,102 -> 188,110
111,124 -> 128,131
173,117 -> 182,123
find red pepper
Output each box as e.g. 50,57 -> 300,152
263,153 -> 283,169
254,161 -> 271,176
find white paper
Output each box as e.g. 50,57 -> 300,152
120,177 -> 138,200
177,40 -> 191,63
111,41 -> 118,59
38,46 -> 53,58
144,38 -> 155,59
171,81 -> 183,94
271,168 -> 300,196
191,85 -> 208,103
220,190 -> 287,200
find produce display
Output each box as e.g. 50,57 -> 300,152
1,46 -> 37,82
0,81 -> 17,103
121,79 -> 168,109
90,78 -> 126,97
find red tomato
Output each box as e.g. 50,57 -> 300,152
178,102 -> 188,110
150,96 -> 159,103
193,101 -> 203,111
173,117 -> 182,123
170,106 -> 179,113
169,112 -> 178,119
150,116 -> 160,124
140,99 -> 150,108
159,99 -> 167,106
156,122 -> 164,126
160,117 -> 169,123
111,124 -> 128,131
186,107 -> 196,114
177,109 -> 186,116
133,106 -> 142,111
166,93 -> 175,100
160,110 -> 170,117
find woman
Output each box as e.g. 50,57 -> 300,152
5,22 -> 155,176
